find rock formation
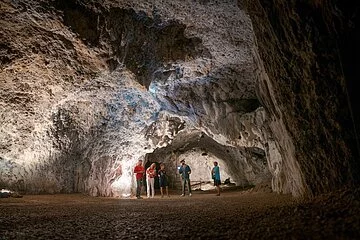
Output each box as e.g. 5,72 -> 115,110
241,0 -> 359,197
0,0 -> 358,198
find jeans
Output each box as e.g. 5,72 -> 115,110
136,178 -> 143,197
147,177 -> 155,198
182,178 -> 191,195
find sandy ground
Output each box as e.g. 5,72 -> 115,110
0,189 -> 359,239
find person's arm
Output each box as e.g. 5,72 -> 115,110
179,167 -> 183,174
187,166 -> 191,175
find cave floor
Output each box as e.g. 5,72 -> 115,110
0,189 -> 359,239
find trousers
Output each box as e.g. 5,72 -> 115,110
147,177 -> 155,198
181,178 -> 191,194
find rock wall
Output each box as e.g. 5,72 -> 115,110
0,0 -> 274,196
3,0 -> 355,197
241,0 -> 360,197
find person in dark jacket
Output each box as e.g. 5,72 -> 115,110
179,159 -> 192,197
158,163 -> 170,198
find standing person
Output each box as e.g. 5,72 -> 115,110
146,163 -> 157,198
211,161 -> 221,196
133,159 -> 145,199
158,163 -> 170,198
179,159 -> 192,197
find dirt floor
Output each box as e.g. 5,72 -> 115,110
0,188 -> 359,239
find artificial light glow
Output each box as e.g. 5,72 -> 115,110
111,159 -> 135,197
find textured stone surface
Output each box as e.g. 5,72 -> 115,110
1,190 -> 359,239
0,0 -> 278,197
1,0 -> 358,198
241,0 -> 360,197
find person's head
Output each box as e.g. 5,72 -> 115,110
150,163 -> 156,169
160,163 -> 165,170
180,159 -> 185,165
137,159 -> 143,166
214,161 -> 218,166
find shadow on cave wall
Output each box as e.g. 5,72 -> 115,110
53,0 -> 211,88
240,0 -> 360,196
50,108 -> 89,193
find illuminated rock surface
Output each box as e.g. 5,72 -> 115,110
0,0 -> 273,197
0,0 -> 359,199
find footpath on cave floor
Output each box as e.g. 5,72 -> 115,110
0,189 -> 359,239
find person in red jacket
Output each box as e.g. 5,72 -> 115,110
133,159 -> 145,199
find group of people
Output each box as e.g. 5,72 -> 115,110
133,160 -> 170,199
133,159 -> 221,199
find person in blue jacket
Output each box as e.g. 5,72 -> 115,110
179,159 -> 192,197
211,161 -> 221,196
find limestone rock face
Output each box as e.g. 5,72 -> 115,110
1,0 -> 356,197
241,0 -> 359,196
1,0 -> 278,196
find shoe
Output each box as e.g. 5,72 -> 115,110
137,196 -> 143,199
181,194 -> 185,197
189,193 -> 192,197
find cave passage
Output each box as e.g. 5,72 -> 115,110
144,131 -> 271,194
1,0 -> 360,238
